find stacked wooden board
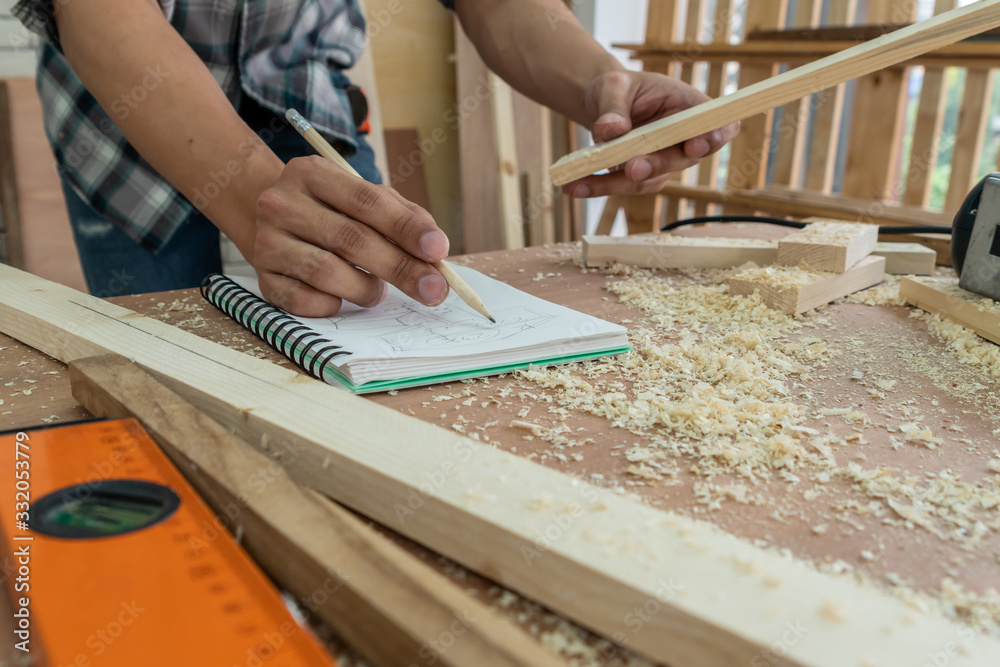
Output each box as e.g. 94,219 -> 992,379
727,222 -> 886,314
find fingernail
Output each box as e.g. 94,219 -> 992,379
418,274 -> 448,304
572,184 -> 591,198
596,112 -> 627,126
630,158 -> 652,182
420,230 -> 449,261
689,138 -> 710,158
375,282 -> 388,306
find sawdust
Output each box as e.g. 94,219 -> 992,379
781,221 -> 874,247
511,262 -> 1000,634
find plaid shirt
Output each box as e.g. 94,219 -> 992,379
13,0 -> 373,251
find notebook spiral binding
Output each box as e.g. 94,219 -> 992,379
200,274 -> 352,383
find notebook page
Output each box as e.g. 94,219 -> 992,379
227,264 -> 626,366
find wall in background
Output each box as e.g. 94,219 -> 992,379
1,0 -> 38,78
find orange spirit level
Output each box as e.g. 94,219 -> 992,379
0,418 -> 338,667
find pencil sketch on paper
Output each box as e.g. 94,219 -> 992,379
323,295 -> 556,352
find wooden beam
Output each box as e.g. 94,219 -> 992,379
455,20 -> 502,252
582,234 -> 778,269
903,0 -> 956,208
770,0 -> 824,189
657,182 -> 952,228
776,221 -> 879,272
695,0 -> 736,216
804,0 -> 857,193
4,264 -> 1000,665
841,0 -> 918,201
0,81 -> 23,269
873,242 -> 937,275
549,0 -> 1000,186
728,255 -> 886,314
900,277 -> 1000,345
489,73 -> 525,250
723,0 -> 787,205
945,68 -> 994,213
582,234 -> 935,275
68,354 -> 564,667
595,195 -> 623,235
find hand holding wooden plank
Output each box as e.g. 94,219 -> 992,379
550,0 -> 1000,186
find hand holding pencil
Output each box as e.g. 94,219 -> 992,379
285,109 -> 494,322
249,107 -> 491,321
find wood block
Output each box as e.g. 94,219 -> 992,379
728,255 -> 886,314
899,276 -> 1000,345
776,221 -> 879,272
69,354 -> 562,667
7,263 -> 1000,665
872,242 -> 937,275
582,234 -> 777,269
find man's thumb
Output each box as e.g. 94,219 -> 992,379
592,73 -> 633,142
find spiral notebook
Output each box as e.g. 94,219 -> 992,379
201,265 -> 630,394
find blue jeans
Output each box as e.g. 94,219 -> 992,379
61,97 -> 381,297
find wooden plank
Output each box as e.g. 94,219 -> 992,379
623,193 -> 663,235
723,0 -> 787,203
900,276 -> 1000,344
640,0 -> 684,222
0,81 -> 23,269
68,354 -> 565,667
776,221 -> 879,272
644,0 -> 683,50
582,234 -> 778,269
879,232 -> 952,266
728,255 -> 887,314
695,0 -> 735,216
945,68 -> 994,213
624,41 -> 1000,68
771,0 -> 823,188
513,92 -> 555,246
656,182 -> 953,228
583,234 -> 934,274
5,264 -> 1000,665
550,0 -> 1000,186
841,0 -> 918,201
804,0 -> 856,193
903,0 -> 956,208
455,20 -> 503,252
489,72 -> 525,250
872,242 -> 937,275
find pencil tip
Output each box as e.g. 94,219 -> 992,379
489,317 -> 496,324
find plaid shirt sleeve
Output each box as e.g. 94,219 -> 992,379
12,0 -> 61,47
10,0 -> 374,253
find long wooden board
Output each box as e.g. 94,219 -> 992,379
728,255 -> 886,314
583,235 -> 935,275
549,0 -> 1000,186
3,263 -> 1000,665
69,354 -> 565,667
900,276 -> 1000,345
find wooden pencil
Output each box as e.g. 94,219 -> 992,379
285,108 -> 495,322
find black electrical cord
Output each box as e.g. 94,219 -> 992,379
661,215 -> 953,236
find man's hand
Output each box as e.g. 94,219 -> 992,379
252,157 -> 451,317
562,71 -> 740,198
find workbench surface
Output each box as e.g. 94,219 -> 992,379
3,228 -> 999,663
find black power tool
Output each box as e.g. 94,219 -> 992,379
952,172 -> 1000,301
